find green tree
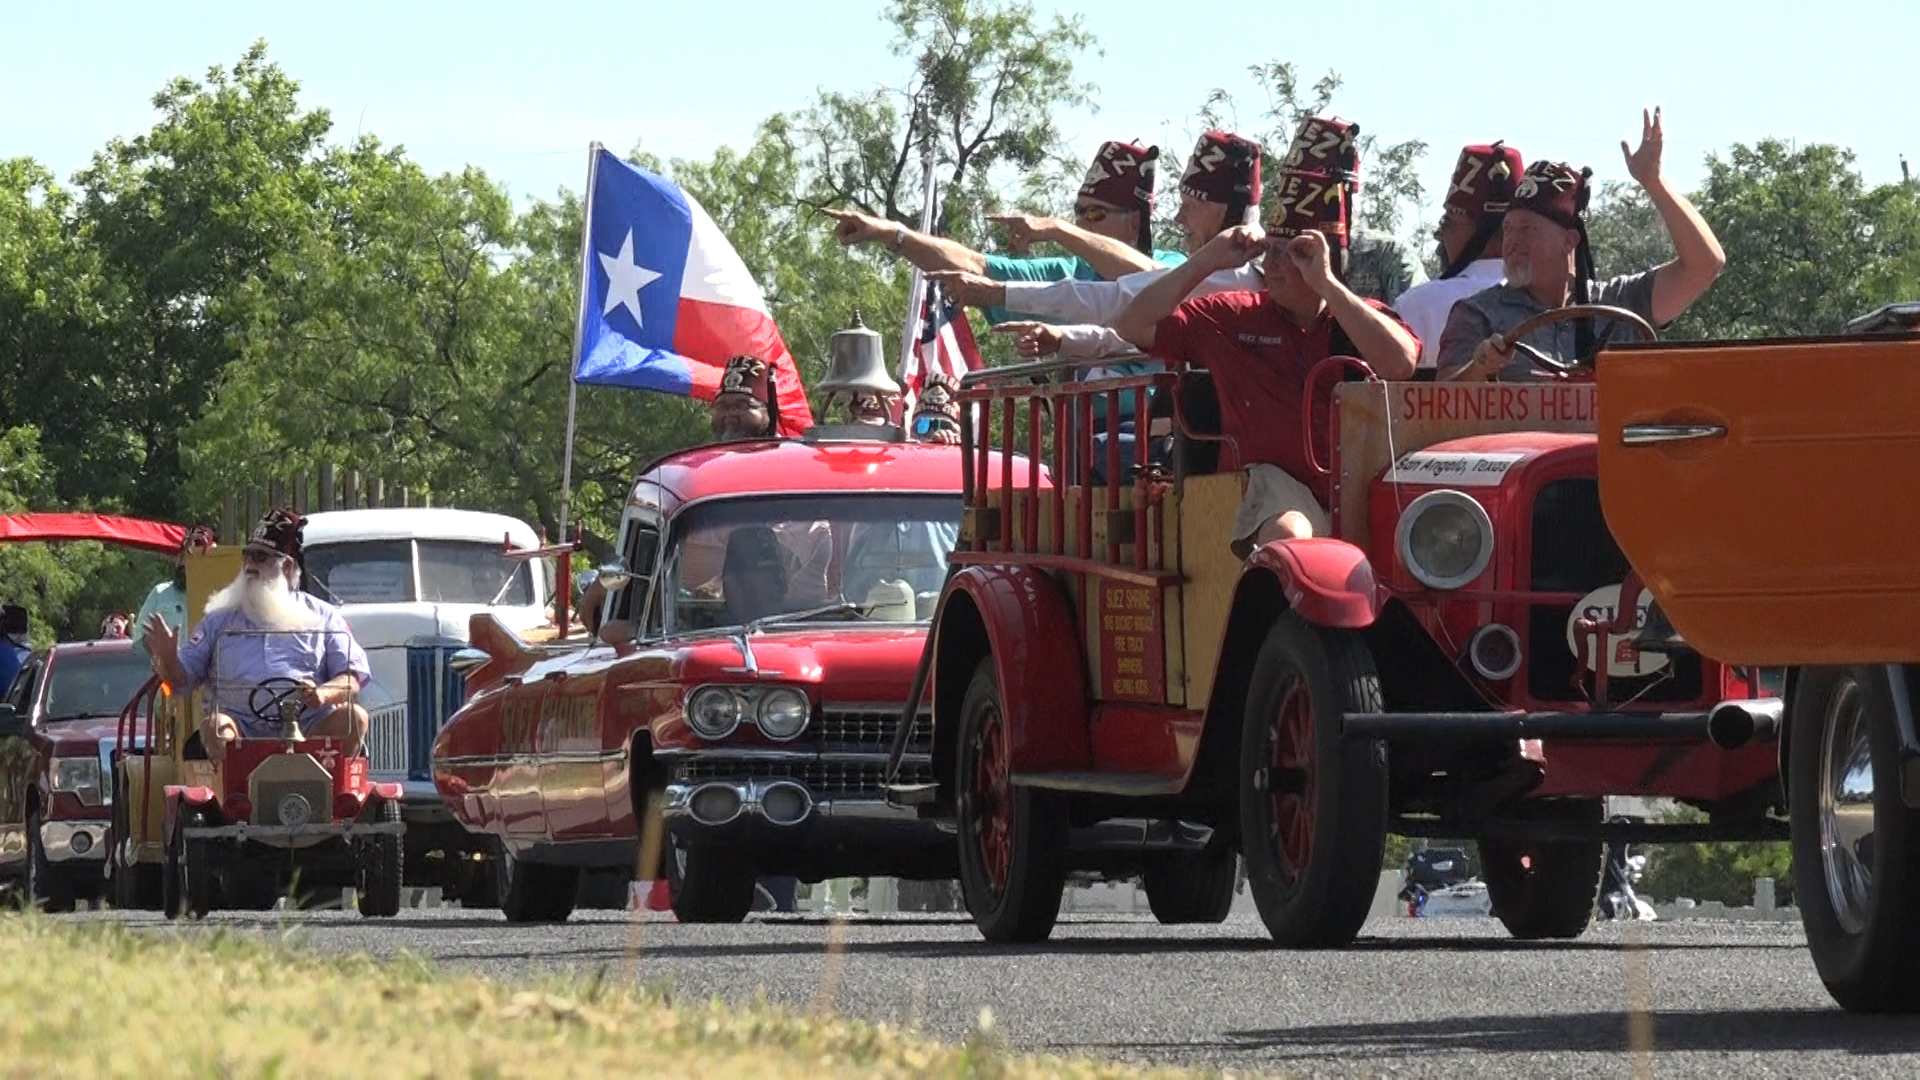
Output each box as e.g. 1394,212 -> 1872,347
73,41 -> 333,520
1636,806 -> 1794,907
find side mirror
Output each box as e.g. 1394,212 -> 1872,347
0,704 -> 23,739
594,561 -> 634,593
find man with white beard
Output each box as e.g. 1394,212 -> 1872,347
142,507 -> 371,762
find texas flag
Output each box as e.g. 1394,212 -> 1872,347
572,145 -> 813,435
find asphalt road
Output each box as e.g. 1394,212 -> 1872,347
74,905 -> 1920,1078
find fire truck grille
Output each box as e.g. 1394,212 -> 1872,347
814,706 -> 932,751
1527,477 -> 1704,706
676,757 -> 935,796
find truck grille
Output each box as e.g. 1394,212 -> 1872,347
815,705 -> 932,751
1527,478 -> 1702,705
677,757 -> 935,795
365,703 -> 409,775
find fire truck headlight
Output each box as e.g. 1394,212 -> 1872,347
686,686 -> 743,740
755,687 -> 810,742
1397,490 -> 1495,591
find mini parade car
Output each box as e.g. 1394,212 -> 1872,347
888,304 -> 1785,945
111,544 -> 406,918
1597,302 -> 1920,1013
432,350 -> 1008,924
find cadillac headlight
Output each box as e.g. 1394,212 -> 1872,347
755,687 -> 811,742
1396,490 -> 1495,590
51,757 -> 103,807
686,686 -> 743,740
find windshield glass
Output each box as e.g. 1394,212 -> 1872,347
659,494 -> 959,635
43,650 -> 152,722
303,539 -> 534,606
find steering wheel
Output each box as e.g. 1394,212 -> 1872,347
248,677 -> 309,725
1490,303 -> 1658,378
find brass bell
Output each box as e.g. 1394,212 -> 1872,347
818,311 -> 901,399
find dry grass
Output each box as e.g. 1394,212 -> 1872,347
0,916 -> 1239,1079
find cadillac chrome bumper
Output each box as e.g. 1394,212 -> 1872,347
39,821 -> 109,863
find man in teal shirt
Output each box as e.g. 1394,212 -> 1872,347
822,138 -> 1186,326
131,526 -> 215,658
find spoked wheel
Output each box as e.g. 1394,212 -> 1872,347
954,658 -> 1067,943
664,832 -> 755,924
1480,799 -> 1604,940
1239,613 -> 1388,947
1790,666 -> 1920,1013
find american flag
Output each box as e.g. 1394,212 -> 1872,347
899,278 -> 982,414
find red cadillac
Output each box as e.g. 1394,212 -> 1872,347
432,431 -> 1007,923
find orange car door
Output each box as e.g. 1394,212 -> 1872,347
1597,338 -> 1920,665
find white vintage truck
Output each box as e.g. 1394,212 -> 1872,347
297,508 -> 553,892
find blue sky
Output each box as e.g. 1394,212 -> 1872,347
6,0 -> 1918,224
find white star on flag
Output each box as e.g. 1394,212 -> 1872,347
599,229 -> 662,327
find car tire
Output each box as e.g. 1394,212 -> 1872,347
109,768 -> 164,911
356,800 -> 405,919
1239,612 -> 1389,948
1480,799 -> 1604,940
166,807 -> 215,920
576,867 -> 634,910
665,832 -> 756,924
1790,665 -> 1920,1013
497,847 -> 577,924
954,657 -> 1068,944
1142,850 -> 1238,924
26,808 -> 78,914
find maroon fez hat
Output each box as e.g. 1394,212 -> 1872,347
1079,140 -> 1160,213
1509,160 -> 1593,229
1445,141 -> 1525,218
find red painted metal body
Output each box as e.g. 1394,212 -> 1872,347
161,738 -> 392,836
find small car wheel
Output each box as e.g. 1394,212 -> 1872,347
356,800 -> 405,919
1790,665 -> 1920,1013
664,833 -> 756,924
1479,799 -> 1604,940
1142,849 -> 1238,925
954,657 -> 1068,944
26,808 -> 78,914
1238,612 -> 1388,948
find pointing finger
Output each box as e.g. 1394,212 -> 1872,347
992,321 -> 1042,335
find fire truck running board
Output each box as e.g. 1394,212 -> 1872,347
1341,711 -> 1713,742
1011,773 -> 1185,796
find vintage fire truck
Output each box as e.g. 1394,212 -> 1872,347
431,367 -> 1006,923
110,543 -> 406,917
1596,302 -> 1920,1013
888,304 -> 1783,945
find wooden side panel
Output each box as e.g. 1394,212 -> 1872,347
1336,382 -> 1598,550
1176,474 -> 1245,711
1597,338 -> 1920,664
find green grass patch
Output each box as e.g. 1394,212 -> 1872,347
0,916 -> 1235,1078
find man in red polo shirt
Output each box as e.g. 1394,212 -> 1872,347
1113,165 -> 1420,556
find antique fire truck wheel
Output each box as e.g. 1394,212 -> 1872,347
1789,666 -> 1920,1013
26,808 -> 78,914
1142,849 -> 1238,924
664,833 -> 756,924
954,658 -> 1067,944
109,775 -> 163,910
1479,799 -> 1604,940
357,800 -> 405,918
496,846 -> 578,924
165,808 -> 216,920
1238,613 -> 1388,947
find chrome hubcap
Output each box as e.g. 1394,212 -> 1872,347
1819,673 -> 1877,935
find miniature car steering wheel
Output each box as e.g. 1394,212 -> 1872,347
248,677 -> 310,724
1495,303 -> 1658,377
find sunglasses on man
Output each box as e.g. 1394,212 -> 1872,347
242,548 -> 282,565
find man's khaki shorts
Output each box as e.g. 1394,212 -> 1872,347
1231,464 -> 1330,555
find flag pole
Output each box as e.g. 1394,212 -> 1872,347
559,141 -> 604,541
896,99 -> 939,389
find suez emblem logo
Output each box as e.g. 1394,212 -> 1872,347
1563,584 -> 1672,679
1384,451 -> 1526,487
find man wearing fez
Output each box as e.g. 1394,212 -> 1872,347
710,354 -> 781,441
143,508 -> 371,762
1394,141 -> 1525,371
1439,108 -> 1725,382
821,139 -> 1187,325
1285,115 -> 1428,308
1114,164 -> 1419,554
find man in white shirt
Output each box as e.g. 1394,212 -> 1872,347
1392,142 -> 1524,373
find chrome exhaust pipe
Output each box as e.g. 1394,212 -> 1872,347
1707,698 -> 1785,750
